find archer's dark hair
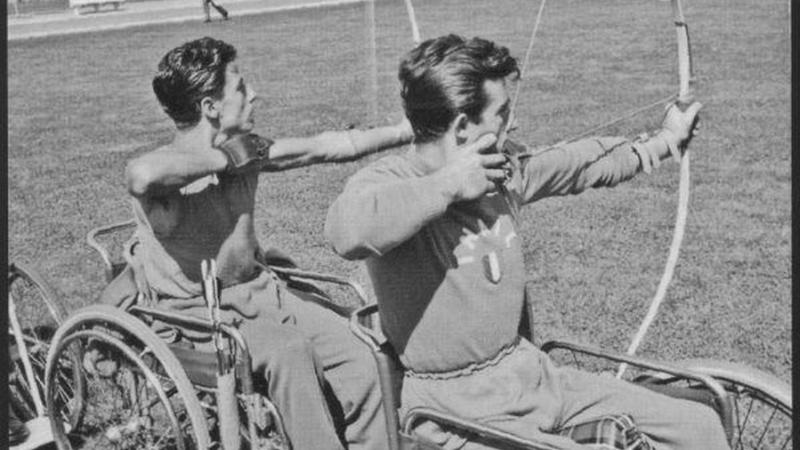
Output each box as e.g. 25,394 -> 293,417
398,34 -> 519,143
152,37 -> 237,128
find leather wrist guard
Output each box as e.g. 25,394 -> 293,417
218,133 -> 274,173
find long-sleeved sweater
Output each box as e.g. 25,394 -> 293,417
325,137 -> 643,373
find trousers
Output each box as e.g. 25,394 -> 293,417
238,282 -> 386,450
400,338 -> 729,450
101,268 -> 386,450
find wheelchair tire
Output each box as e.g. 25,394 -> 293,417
9,262 -> 85,430
9,261 -> 63,325
45,304 -> 211,450
679,359 -> 792,450
639,358 -> 792,450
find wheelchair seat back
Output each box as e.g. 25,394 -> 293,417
169,344 -> 249,389
88,220 -> 252,391
87,219 -> 137,283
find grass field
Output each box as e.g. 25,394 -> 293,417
8,0 -> 790,388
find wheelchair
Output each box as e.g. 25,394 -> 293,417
44,220 -> 792,449
350,303 -> 793,450
9,261 -> 85,449
44,220 -> 369,449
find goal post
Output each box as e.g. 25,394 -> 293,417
364,0 -> 379,123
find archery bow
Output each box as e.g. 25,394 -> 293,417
403,0 -> 421,44
502,0 -> 696,372
400,0 -> 695,371
506,0 -> 548,135
617,0 -> 694,378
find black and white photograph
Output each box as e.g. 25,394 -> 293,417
7,0 -> 791,448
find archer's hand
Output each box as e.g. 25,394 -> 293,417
659,101 -> 703,159
436,134 -> 506,202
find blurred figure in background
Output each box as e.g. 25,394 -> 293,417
203,0 -> 228,22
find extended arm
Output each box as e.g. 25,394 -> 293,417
125,119 -> 414,197
261,119 -> 414,171
519,101 -> 702,204
518,136 -> 641,203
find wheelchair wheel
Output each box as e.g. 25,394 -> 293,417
45,305 -> 211,450
639,359 -> 792,450
681,359 -> 792,450
9,262 -> 84,430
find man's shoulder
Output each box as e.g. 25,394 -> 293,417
341,152 -> 418,190
130,142 -> 176,161
152,140 -> 187,155
355,152 -> 420,178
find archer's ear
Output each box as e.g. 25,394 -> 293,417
453,113 -> 470,141
200,96 -> 220,120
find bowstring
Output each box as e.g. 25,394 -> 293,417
552,93 -> 677,147
513,1 -> 682,157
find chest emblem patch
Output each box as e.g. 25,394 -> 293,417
482,252 -> 502,284
454,219 -> 517,284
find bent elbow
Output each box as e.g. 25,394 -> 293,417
335,239 -> 375,261
324,209 -> 375,260
324,222 -> 359,260
125,160 -> 152,197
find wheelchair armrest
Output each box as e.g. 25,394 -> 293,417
128,305 -> 256,395
349,303 -> 387,351
676,358 -> 792,411
269,265 -> 369,307
404,407 -> 562,450
540,339 -> 733,441
87,219 -> 136,282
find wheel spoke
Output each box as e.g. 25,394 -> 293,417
49,318 -> 211,450
753,406 -> 778,447
741,395 -> 755,442
569,350 -> 581,370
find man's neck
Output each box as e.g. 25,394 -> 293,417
413,136 -> 456,173
172,120 -> 220,152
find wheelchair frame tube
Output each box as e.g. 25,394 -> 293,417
268,265 -> 370,307
128,305 -> 254,392
404,407 -> 565,450
540,339 -> 734,443
350,304 -> 403,450
9,294 -> 46,416
86,219 -> 136,283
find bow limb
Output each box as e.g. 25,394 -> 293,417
617,0 -> 694,377
505,0 -> 548,135
403,0 -> 421,44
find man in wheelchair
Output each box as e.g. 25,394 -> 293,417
101,36 -> 414,449
325,34 -> 728,449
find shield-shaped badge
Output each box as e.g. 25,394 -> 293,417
482,252 -> 502,284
